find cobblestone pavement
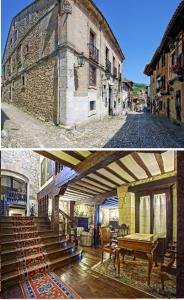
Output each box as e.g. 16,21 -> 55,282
1,103 -> 184,148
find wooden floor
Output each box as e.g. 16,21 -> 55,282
1,247 -> 152,299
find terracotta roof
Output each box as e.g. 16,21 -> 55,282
144,0 -> 184,76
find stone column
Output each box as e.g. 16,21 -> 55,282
177,151 -> 184,297
117,185 -> 135,233
52,195 -> 60,233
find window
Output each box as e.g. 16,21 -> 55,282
89,64 -> 96,86
9,85 -> 12,100
41,158 -> 54,186
22,74 -> 25,87
25,15 -> 29,26
139,196 -> 151,234
25,43 -> 29,54
90,100 -> 96,111
14,30 -> 18,42
136,191 -> 168,238
17,45 -> 22,67
90,30 -> 95,46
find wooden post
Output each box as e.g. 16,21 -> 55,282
52,195 -> 60,233
94,205 -> 100,247
70,201 -> 75,222
177,151 -> 184,297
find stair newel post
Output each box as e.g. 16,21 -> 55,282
51,195 -> 60,234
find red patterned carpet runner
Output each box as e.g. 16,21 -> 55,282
13,217 -> 81,299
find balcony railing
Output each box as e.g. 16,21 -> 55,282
113,67 -> 117,78
106,58 -> 111,74
171,53 -> 184,75
2,191 -> 27,206
88,43 -> 99,63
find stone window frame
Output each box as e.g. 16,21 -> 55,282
88,100 -> 97,117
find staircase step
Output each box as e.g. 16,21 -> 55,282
2,244 -> 75,272
1,246 -> 82,289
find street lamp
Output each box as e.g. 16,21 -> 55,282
76,52 -> 85,68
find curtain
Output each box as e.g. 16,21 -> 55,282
153,193 -> 167,238
139,196 -> 151,234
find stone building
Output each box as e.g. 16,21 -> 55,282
121,79 -> 134,113
1,150 -> 40,216
2,0 -> 125,127
144,1 -> 184,125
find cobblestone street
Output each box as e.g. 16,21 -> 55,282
1,103 -> 184,148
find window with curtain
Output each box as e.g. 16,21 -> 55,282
139,196 -> 151,234
153,193 -> 167,238
137,192 -> 167,238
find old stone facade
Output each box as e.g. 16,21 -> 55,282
1,150 -> 40,215
2,0 -> 125,127
144,1 -> 184,125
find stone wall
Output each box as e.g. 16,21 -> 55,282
2,2 -> 58,123
1,150 -> 40,215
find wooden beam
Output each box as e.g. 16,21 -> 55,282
154,153 -> 165,174
94,171 -> 119,186
128,175 -> 177,193
104,166 -> 130,183
72,181 -> 107,193
55,151 -> 131,189
35,151 -> 75,168
85,176 -> 113,189
116,160 -> 139,181
131,152 -> 152,178
62,151 -> 87,162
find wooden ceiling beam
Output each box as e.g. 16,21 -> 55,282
55,151 -> 132,188
154,153 -> 165,174
116,160 -> 139,181
104,166 -> 130,184
62,151 -> 87,162
35,151 -> 75,169
85,176 -> 113,189
131,152 -> 152,178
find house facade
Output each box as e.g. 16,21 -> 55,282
144,1 -> 184,125
121,79 -> 133,114
1,0 -> 125,127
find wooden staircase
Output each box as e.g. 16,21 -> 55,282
0,216 -> 82,290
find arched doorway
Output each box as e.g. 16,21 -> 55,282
0,171 -> 29,216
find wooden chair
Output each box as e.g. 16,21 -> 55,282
100,226 -> 120,270
160,241 -> 176,291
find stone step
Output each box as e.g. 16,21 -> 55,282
1,246 -> 82,290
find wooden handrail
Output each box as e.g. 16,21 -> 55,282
58,209 -> 78,246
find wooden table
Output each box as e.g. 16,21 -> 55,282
117,233 -> 159,286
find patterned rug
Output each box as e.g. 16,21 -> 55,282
20,272 -> 81,299
12,217 -> 81,299
92,257 -> 176,298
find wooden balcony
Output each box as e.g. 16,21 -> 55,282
88,43 -> 99,64
171,53 -> 184,76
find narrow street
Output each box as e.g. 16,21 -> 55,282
1,103 -> 184,148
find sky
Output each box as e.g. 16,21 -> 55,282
1,0 -> 181,84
